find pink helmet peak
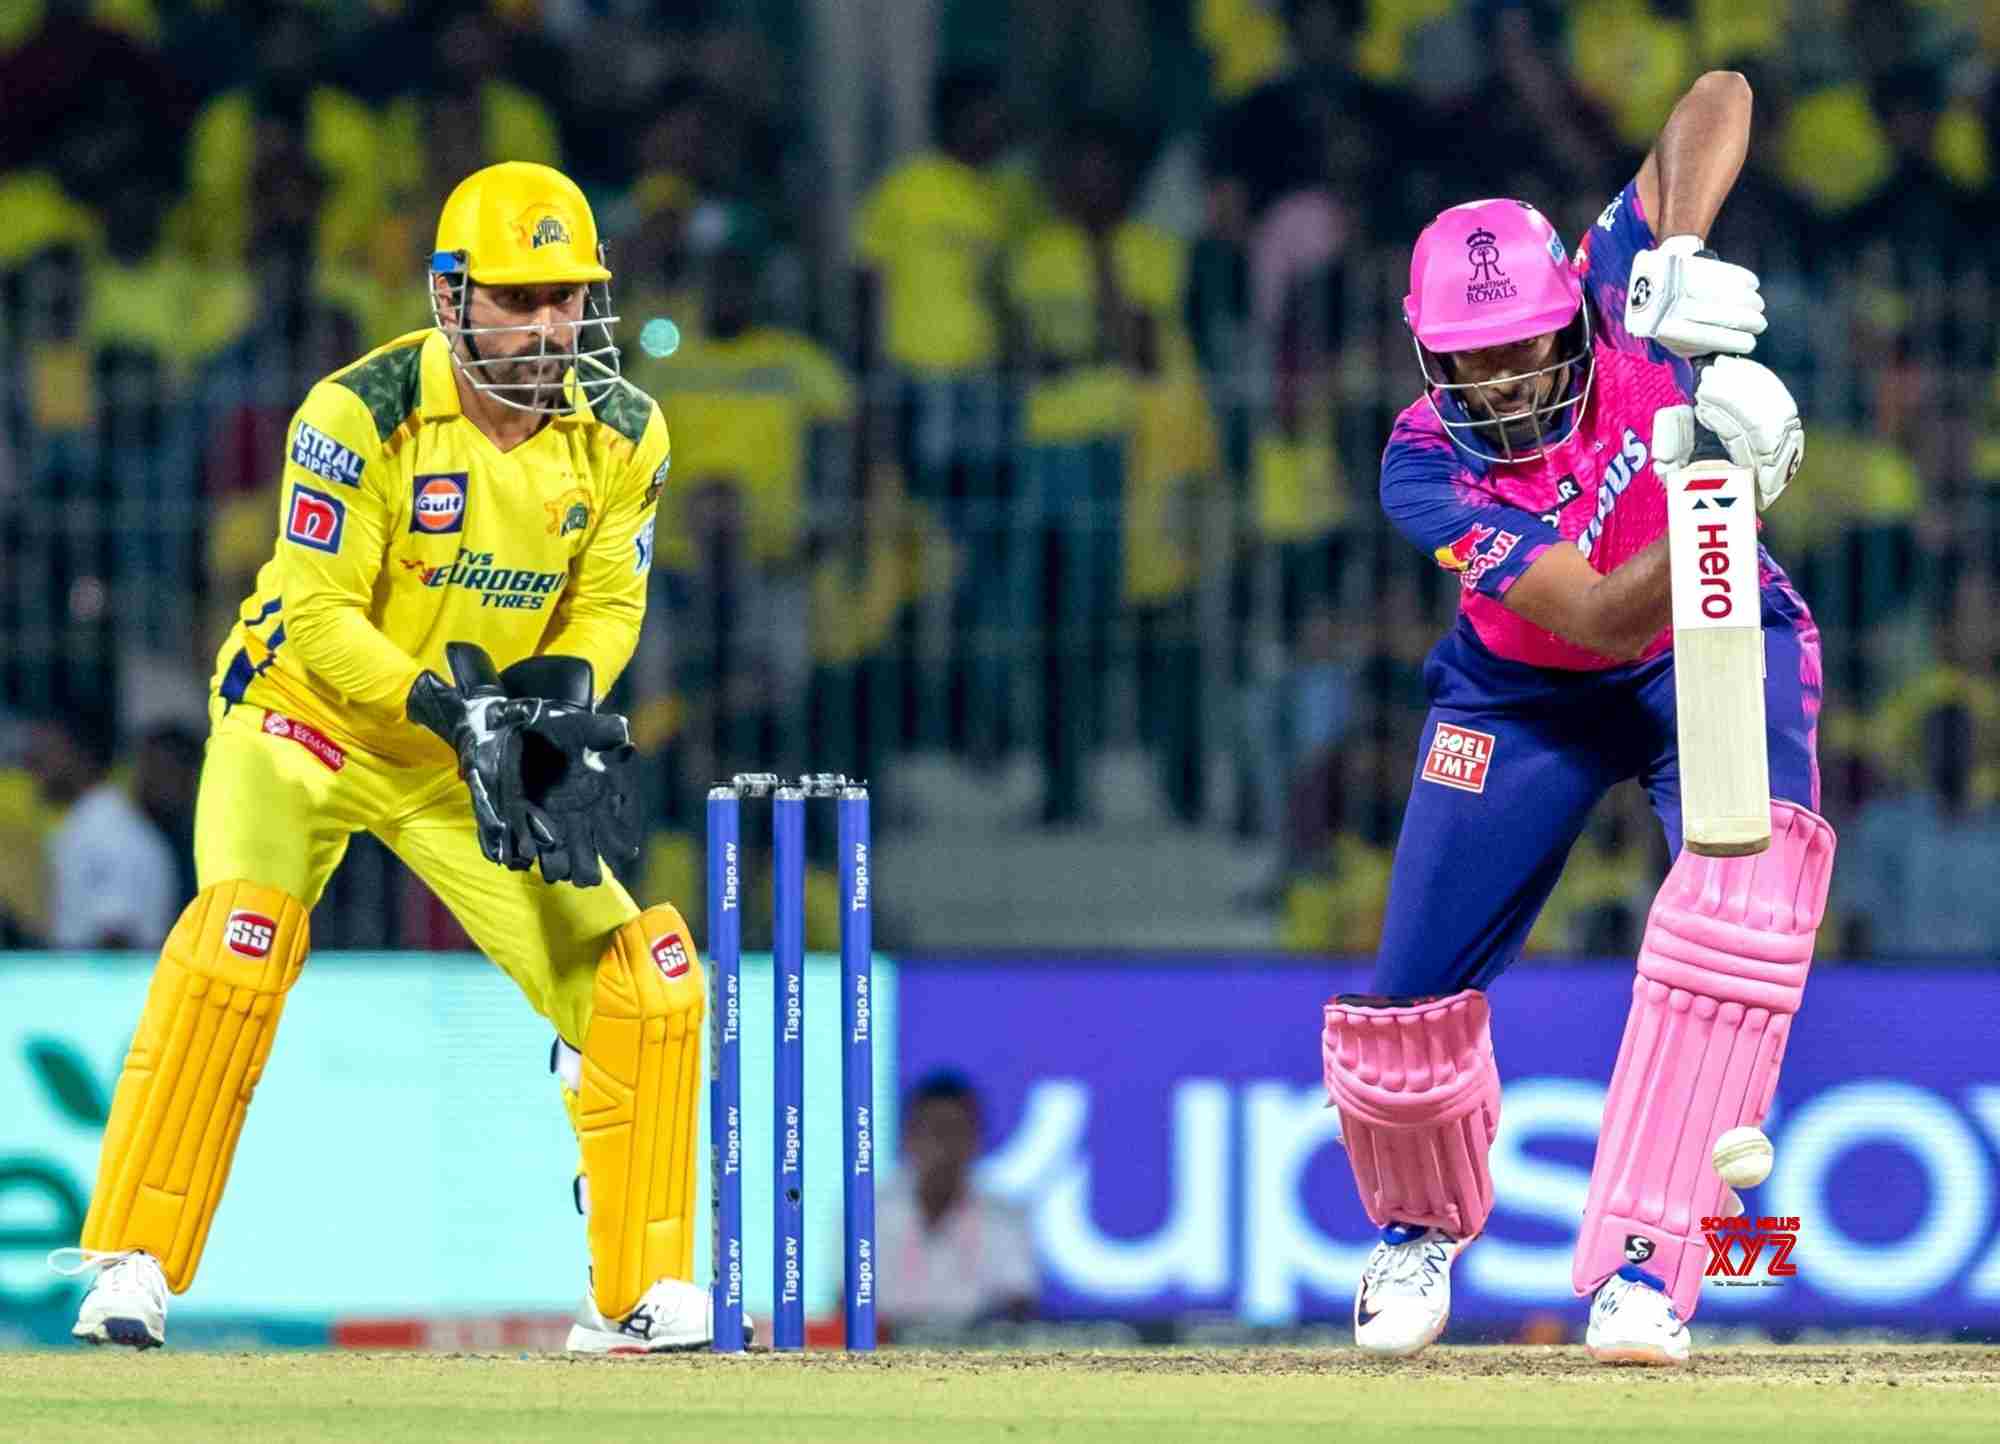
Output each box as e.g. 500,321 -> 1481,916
1403,198 -> 1582,353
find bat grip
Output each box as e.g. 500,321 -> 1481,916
1687,353 -> 1730,464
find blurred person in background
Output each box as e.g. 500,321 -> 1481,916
631,214 -> 853,782
878,1070 -> 1039,1339
1006,112 -> 1173,824
851,64 -> 1023,761
28,709 -> 179,951
131,722 -> 204,910
1837,699 -> 2000,957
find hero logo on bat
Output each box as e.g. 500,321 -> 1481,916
1682,473 -> 1741,620
411,473 -> 468,534
285,485 -> 346,553
651,937 -> 691,979
1422,722 -> 1496,793
224,910 -> 276,959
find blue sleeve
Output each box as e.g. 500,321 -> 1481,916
1378,415 -> 1562,601
1574,180 -> 1690,385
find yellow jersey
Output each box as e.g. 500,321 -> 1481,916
851,153 -> 1010,374
212,329 -> 670,767
629,325 -> 854,567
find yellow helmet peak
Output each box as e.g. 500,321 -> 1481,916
432,161 -> 611,286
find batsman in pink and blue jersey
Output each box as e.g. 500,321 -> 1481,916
1318,72 -> 1837,1366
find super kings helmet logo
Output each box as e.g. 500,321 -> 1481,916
1467,228 -> 1505,284
530,215 -> 571,249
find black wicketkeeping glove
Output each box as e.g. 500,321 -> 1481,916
407,642 -> 539,871
499,655 -> 641,888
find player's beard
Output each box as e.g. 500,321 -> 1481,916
1470,362 -> 1569,457
494,340 -> 574,408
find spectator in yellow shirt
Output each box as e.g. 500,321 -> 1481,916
1006,114 -> 1179,823
627,225 -> 856,769
852,65 -> 1020,758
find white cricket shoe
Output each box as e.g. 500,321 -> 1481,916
564,1277 -> 752,1354
1586,1268 -> 1690,1366
53,1248 -> 168,1349
1354,1224 -> 1466,1356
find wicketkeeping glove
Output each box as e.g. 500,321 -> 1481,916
498,656 -> 641,888
407,642 -> 538,871
1626,235 -> 1767,358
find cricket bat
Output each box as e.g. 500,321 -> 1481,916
1666,362 -> 1770,856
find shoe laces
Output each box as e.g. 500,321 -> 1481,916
48,1247 -> 167,1306
1363,1229 -> 1456,1299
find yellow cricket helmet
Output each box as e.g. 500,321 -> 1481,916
432,161 -> 611,285
429,162 -> 623,415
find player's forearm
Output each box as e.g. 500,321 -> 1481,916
1579,537 -> 1673,660
284,599 -> 428,712
1505,538 -> 1670,661
1651,71 -> 1752,240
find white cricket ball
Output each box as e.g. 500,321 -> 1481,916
1712,1126 -> 1774,1189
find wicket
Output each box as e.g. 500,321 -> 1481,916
706,772 -> 876,1353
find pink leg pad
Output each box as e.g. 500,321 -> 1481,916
1573,801 -> 1837,1318
1322,988 -> 1500,1237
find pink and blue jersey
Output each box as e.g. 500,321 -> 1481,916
1367,181 -> 1823,997
1381,180 -> 1797,671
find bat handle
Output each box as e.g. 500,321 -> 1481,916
1686,353 -> 1730,464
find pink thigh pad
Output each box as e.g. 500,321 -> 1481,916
1573,801 -> 1837,1317
1322,989 -> 1500,1238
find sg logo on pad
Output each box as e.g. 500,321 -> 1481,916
412,473 -> 469,534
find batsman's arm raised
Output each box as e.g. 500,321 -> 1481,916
540,398 -> 669,695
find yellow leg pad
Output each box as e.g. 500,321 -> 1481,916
80,880 -> 308,1292
577,904 -> 706,1320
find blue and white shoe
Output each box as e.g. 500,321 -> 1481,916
564,1276 -> 752,1354
1586,1266 -> 1690,1366
52,1248 -> 168,1349
1354,1224 -> 1465,1356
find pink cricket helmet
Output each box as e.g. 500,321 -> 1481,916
1403,198 -> 1594,464
1403,198 -> 1582,350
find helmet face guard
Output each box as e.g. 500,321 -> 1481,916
430,249 -> 624,417
1413,306 -> 1595,465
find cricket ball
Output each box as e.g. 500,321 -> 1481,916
1712,1125 -> 1774,1189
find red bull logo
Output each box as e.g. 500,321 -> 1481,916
1435,524 -> 1496,573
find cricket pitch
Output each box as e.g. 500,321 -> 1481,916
4,1345 -> 1996,1443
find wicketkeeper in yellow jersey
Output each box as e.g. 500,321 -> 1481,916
52,162 -> 736,1353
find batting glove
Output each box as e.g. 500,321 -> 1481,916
1651,357 -> 1804,512
1626,235 -> 1766,358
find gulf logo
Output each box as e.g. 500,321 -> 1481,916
411,473 -> 468,534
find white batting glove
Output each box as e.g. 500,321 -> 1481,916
1626,235 -> 1766,358
1650,357 -> 1804,511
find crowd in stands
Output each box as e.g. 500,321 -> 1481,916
3,0 -> 1998,959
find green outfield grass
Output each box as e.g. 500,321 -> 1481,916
4,1346 -> 1996,1443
